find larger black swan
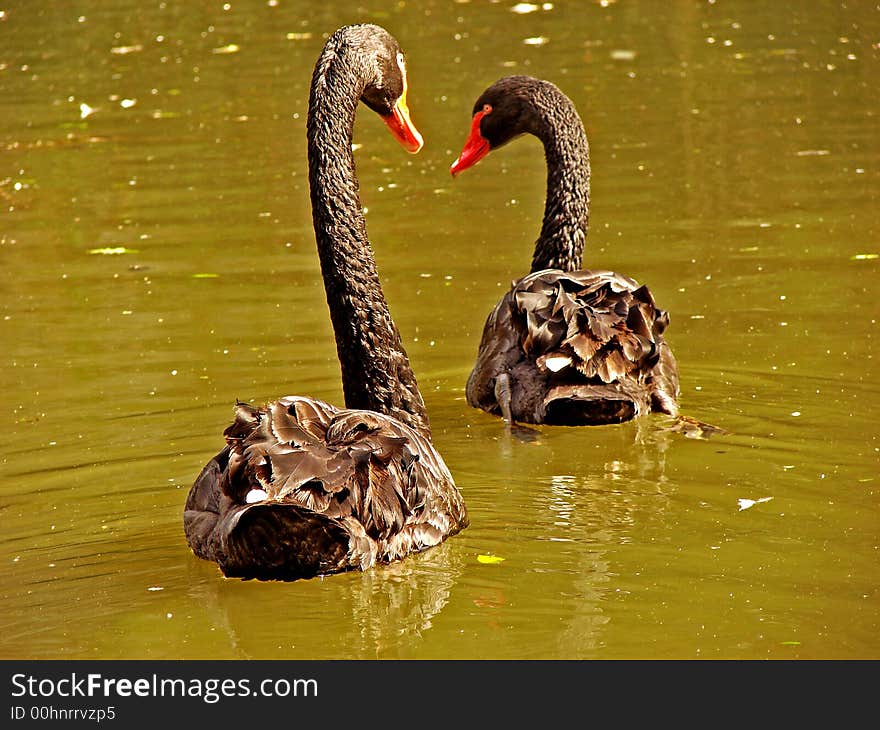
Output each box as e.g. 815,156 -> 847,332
184,25 -> 468,581
450,76 -> 680,427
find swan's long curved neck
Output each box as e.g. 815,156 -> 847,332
307,32 -> 430,436
530,88 -> 591,274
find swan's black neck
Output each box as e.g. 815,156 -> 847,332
528,83 -> 590,273
307,28 -> 430,437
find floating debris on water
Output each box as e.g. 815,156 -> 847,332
523,36 -> 549,46
286,32 -> 313,41
212,44 -> 240,54
89,246 -> 138,255
477,554 -> 506,565
79,102 -> 95,119
111,44 -> 143,55
851,253 -> 878,260
610,49 -> 637,61
737,496 -> 773,511
512,3 -> 539,12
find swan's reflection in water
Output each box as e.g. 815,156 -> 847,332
482,417 -> 680,657
184,538 -> 466,659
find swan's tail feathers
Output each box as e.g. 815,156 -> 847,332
543,394 -> 636,426
667,414 -> 730,440
219,503 -> 361,581
541,383 -> 642,426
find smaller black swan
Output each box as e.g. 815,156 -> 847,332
184,25 -> 468,581
451,76 -> 680,427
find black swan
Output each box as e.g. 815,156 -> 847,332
184,24 -> 468,581
450,76 -> 680,427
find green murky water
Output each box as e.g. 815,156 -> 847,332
1,0 -> 878,659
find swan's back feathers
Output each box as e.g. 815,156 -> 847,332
184,397 -> 467,580
466,269 -> 680,424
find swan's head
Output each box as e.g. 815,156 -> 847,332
450,76 -> 547,176
357,26 -> 424,154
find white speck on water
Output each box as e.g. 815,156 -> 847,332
523,36 -> 549,46
120,98 -> 137,108
147,586 -> 164,592
166,613 -> 173,619
111,44 -> 143,55
791,411 -> 801,417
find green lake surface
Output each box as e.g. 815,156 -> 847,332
1,0 -> 878,659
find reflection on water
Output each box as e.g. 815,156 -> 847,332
2,0 -> 878,659
180,541 -> 466,660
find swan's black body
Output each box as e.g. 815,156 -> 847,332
452,76 -> 679,426
184,25 -> 467,581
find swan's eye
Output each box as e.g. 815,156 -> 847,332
482,104 -> 493,115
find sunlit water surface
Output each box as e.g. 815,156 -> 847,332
1,1 -> 878,659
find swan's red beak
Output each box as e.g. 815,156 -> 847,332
450,108 -> 492,176
382,92 -> 424,153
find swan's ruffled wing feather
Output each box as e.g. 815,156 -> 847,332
508,270 -> 672,384
466,268 -> 680,423
184,395 -> 468,580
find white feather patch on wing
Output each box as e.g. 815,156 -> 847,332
542,355 -> 573,372
245,488 -> 269,504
